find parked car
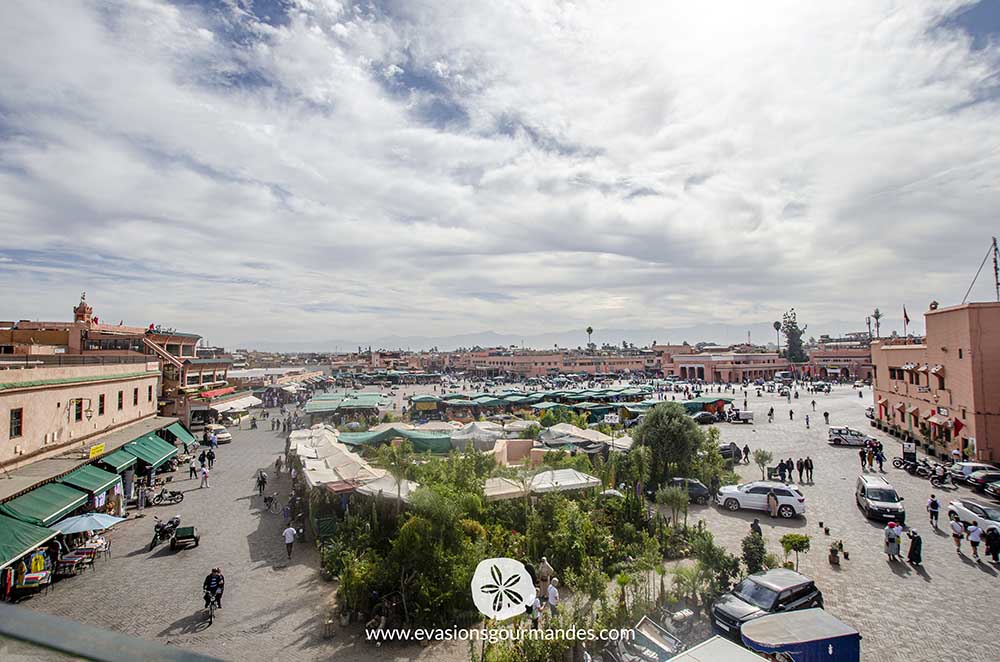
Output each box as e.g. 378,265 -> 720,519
984,481 -> 1000,501
204,423 -> 233,444
864,406 -> 875,420
827,426 -> 876,447
967,470 -> 1000,492
947,499 -> 1000,534
712,569 -> 823,642
691,411 -> 718,425
716,481 -> 805,519
855,475 -> 905,523
667,478 -> 711,505
949,462 -> 997,484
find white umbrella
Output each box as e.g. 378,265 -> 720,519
50,513 -> 126,534
600,489 -> 625,498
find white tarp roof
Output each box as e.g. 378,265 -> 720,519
417,421 -> 459,431
608,435 -> 634,452
530,468 -> 601,493
291,425 -> 385,488
504,419 -> 539,434
368,422 -> 415,434
211,395 -> 262,413
484,477 -> 528,502
453,422 -> 503,442
544,423 -> 612,444
355,475 -> 419,503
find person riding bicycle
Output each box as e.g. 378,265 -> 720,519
203,567 -> 225,608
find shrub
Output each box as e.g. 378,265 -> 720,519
741,532 -> 767,575
779,533 -> 811,571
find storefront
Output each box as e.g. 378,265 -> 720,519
122,433 -> 179,479
57,465 -> 124,517
0,514 -> 58,601
0,483 -> 89,528
158,421 -> 199,452
96,450 -> 139,502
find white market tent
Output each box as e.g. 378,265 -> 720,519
211,395 -> 263,413
356,475 -> 419,503
452,422 -> 503,450
608,435 -> 635,452
544,423 -> 612,444
530,469 -> 601,494
484,477 -> 529,502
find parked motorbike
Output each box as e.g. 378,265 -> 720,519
930,470 -> 958,489
151,486 -> 184,506
149,515 -> 181,551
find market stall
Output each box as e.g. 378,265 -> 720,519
57,465 -> 124,517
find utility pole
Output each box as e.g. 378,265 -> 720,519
993,236 -> 999,303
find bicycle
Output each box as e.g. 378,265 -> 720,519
263,492 -> 282,514
204,590 -> 221,625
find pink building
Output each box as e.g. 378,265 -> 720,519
672,352 -> 790,382
871,301 -> 1000,461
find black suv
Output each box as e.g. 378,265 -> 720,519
712,569 -> 823,641
667,478 -> 711,504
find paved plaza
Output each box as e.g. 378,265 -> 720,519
18,411 -> 465,662
702,386 -> 1000,662
16,387 -> 1000,662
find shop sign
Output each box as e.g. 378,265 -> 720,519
88,443 -> 105,459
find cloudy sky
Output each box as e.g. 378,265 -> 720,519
2,0 -> 999,348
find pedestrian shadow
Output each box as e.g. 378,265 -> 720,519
910,563 -> 931,582
975,559 -> 998,576
156,611 -> 213,637
887,560 -> 911,577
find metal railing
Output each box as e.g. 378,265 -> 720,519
0,354 -> 154,369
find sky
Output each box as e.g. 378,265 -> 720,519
2,0 -> 1000,348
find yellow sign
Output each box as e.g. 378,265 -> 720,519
88,443 -> 106,459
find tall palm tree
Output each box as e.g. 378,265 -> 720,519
872,308 -> 883,338
773,321 -> 781,354
586,326 -> 594,347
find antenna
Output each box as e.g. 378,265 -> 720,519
962,238 -> 997,304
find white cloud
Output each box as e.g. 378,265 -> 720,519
0,0 -> 998,346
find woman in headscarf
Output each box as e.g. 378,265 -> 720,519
767,489 -> 779,518
884,522 -> 901,561
906,529 -> 923,565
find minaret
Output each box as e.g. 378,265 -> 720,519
73,292 -> 93,324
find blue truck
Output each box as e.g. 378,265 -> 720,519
740,608 -> 861,662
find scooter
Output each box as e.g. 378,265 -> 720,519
149,515 -> 181,551
151,486 -> 184,506
930,469 -> 958,489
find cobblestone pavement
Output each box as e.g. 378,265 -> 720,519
695,385 -> 1000,662
19,412 -> 466,662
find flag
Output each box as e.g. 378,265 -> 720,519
903,306 -> 910,327
953,418 -> 964,436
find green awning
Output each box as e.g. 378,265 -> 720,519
164,422 -> 196,446
97,450 -> 137,473
0,483 -> 89,527
123,434 -> 178,470
0,514 -> 58,571
58,465 -> 121,495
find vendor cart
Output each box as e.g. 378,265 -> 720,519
170,526 -> 200,551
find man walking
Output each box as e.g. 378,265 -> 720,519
189,457 -> 199,480
275,455 -> 283,475
950,516 -> 965,552
805,414 -> 810,429
927,494 -> 940,528
750,518 -> 763,537
200,465 -> 210,488
256,470 -> 268,496
742,444 -> 751,464
282,524 -> 297,559
207,448 -> 216,470
804,456 -> 814,482
789,409 -> 794,421
796,458 -> 804,483
859,449 -> 867,470
967,521 -> 984,559
547,578 -> 560,617
823,411 -> 829,425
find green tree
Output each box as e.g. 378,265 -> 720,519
634,402 -> 705,484
753,449 -> 773,480
655,485 -> 688,526
871,308 -> 883,338
374,440 -> 415,515
586,326 -> 594,347
741,532 -> 766,574
780,308 -> 809,363
779,533 -> 811,571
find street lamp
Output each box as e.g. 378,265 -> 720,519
68,397 -> 95,421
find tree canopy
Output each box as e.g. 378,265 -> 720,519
633,402 -> 705,485
781,308 -> 808,363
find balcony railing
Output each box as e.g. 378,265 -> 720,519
0,354 -> 154,370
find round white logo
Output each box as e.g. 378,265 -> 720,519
470,557 -> 534,621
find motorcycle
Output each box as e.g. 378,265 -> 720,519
930,470 -> 958,489
151,486 -> 184,506
149,515 -> 181,551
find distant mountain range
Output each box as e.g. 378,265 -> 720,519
253,319 -> 879,353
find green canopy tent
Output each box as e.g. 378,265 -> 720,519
96,449 -> 138,473
0,483 -> 89,528
337,427 -> 453,454
58,465 -> 121,496
0,514 -> 58,571
122,434 -> 178,470
162,422 -> 197,448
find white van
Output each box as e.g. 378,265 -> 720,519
828,426 -> 875,447
856,475 -> 905,523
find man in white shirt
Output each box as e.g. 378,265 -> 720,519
282,525 -> 297,559
530,595 -> 541,629
967,521 -> 984,559
547,578 -> 560,617
950,517 -> 965,552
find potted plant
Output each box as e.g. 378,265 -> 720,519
828,541 -> 840,565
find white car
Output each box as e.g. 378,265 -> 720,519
716,481 -> 806,519
949,462 -> 997,484
827,426 -> 876,447
947,499 -> 1000,534
205,423 -> 233,444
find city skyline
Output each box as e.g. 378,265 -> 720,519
2,1 -> 1000,347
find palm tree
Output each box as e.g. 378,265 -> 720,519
871,308 -> 883,338
773,321 -> 781,355
586,326 -> 594,348
375,440 -> 415,515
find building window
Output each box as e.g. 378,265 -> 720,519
9,408 -> 23,438
937,375 -> 946,390
74,400 -> 83,422
148,385 -> 153,402
117,390 -> 124,410
98,394 -> 105,416
133,388 -> 139,406
959,348 -> 964,359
